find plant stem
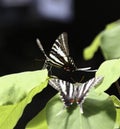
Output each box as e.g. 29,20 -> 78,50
115,80 -> 120,95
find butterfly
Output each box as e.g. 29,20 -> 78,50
49,76 -> 103,113
36,32 -> 95,72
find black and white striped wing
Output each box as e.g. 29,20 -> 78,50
50,32 -> 69,59
75,76 -> 103,113
37,32 -> 95,72
49,32 -> 76,71
49,78 -> 60,91
49,78 -> 75,107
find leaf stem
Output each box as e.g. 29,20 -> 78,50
115,80 -> 120,95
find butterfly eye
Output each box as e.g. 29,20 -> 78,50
64,65 -> 75,72
64,66 -> 70,71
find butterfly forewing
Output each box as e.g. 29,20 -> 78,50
75,77 -> 103,113
75,78 -> 96,105
49,77 -> 103,113
60,81 -> 75,107
49,32 -> 69,65
49,32 -> 76,71
49,78 -> 75,107
51,32 -> 69,57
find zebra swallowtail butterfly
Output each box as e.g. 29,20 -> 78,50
49,76 -> 103,113
36,32 -> 95,72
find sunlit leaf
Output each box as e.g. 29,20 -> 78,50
95,59 -> 120,93
0,69 -> 48,129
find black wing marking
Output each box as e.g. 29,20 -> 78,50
49,78 -> 75,107
75,76 -> 103,113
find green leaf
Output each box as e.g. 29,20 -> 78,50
83,33 -> 102,60
46,91 -> 116,129
26,108 -> 48,129
111,95 -> 120,128
0,69 -> 48,129
95,59 -> 120,93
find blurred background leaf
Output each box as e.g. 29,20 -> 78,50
83,20 -> 120,60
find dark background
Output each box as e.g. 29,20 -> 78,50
0,1 -> 120,129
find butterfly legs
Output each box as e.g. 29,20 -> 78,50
42,60 -> 53,75
79,104 -> 84,114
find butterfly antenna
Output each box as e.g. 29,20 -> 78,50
79,76 -> 85,83
36,38 -> 48,59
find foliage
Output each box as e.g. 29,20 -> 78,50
83,19 -> 120,129
0,70 -> 48,129
25,58 -> 120,129
1,20 -> 120,129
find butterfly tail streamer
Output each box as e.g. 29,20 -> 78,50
76,67 -> 97,72
36,38 -> 49,59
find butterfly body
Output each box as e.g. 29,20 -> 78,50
49,77 -> 103,113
